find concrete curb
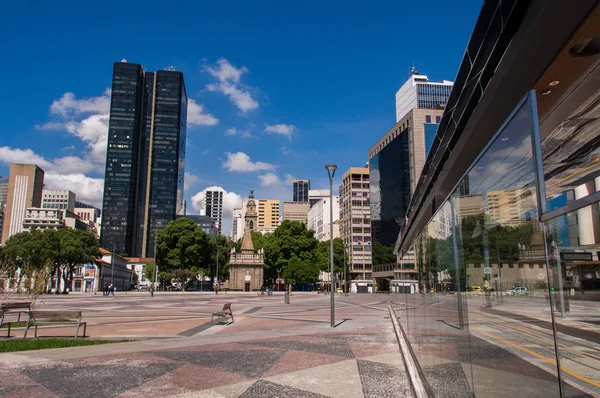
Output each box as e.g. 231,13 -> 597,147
388,303 -> 432,398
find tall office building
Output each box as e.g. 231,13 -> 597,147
202,190 -> 223,234
257,199 -> 280,233
1,164 -> 45,244
395,72 -> 453,123
293,179 -> 310,202
339,166 -> 372,280
100,61 -> 187,257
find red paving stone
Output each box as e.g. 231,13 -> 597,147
262,349 -> 348,377
0,368 -> 39,386
347,340 -> 393,358
5,386 -> 59,398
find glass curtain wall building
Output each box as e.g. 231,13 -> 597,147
293,179 -> 310,202
391,1 -> 600,397
101,61 -> 187,257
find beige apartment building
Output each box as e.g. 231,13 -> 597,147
283,202 -> 310,224
257,199 -> 280,232
1,164 -> 45,244
339,166 -> 372,280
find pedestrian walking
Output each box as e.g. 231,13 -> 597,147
103,283 -> 108,296
483,278 -> 492,308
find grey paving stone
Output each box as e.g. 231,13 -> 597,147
238,380 -> 328,398
152,349 -> 284,378
246,338 -> 354,358
21,363 -> 181,398
457,342 -> 516,362
0,385 -> 34,395
357,359 -> 411,398
422,362 -> 473,398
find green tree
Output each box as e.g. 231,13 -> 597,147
55,228 -> 101,293
371,242 -> 396,266
316,238 -> 346,273
155,218 -> 212,288
265,220 -> 320,285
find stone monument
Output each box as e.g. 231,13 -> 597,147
228,188 -> 264,291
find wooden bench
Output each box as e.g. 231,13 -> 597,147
24,311 -> 87,338
1,302 -> 32,337
211,303 -> 234,324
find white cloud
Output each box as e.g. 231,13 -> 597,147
52,156 -> 98,174
187,98 -> 218,127
225,127 -> 253,138
62,145 -> 75,151
35,122 -> 66,131
258,172 -> 281,187
204,58 -> 247,83
284,173 -> 295,186
64,113 -> 109,168
222,152 -> 275,172
204,58 -> 258,113
50,89 -> 111,117
184,172 -> 200,192
201,149 -> 210,156
190,186 -> 243,236
265,124 -> 297,140
0,147 -> 52,170
44,173 -> 104,207
280,146 -> 291,155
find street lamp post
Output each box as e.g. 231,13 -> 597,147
326,164 -> 337,328
343,241 -> 347,296
111,242 -> 115,286
215,245 -> 219,294
153,221 -> 162,294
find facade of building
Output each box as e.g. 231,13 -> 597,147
282,202 -> 310,224
231,208 -> 243,241
0,176 -> 8,205
339,166 -> 372,280
1,164 -> 45,244
228,190 -> 264,291
22,208 -> 65,230
100,61 -> 187,258
391,2 -> 600,396
41,189 -> 75,212
292,179 -> 310,202
395,73 -> 453,123
257,199 -> 280,232
202,190 -> 224,235
308,189 -> 330,207
307,196 -> 339,241
177,215 -> 217,237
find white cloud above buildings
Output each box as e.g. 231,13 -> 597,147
258,172 -> 281,187
184,172 -> 200,192
187,99 -> 219,127
222,152 -> 275,172
265,124 -> 297,140
204,58 -> 259,113
225,127 -> 253,138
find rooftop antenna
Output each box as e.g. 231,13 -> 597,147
121,58 -> 127,63
165,65 -> 176,71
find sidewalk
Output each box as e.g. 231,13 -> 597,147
0,294 -> 411,397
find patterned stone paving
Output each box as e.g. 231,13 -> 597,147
0,324 -> 409,397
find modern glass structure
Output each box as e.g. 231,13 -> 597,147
293,179 -> 310,202
389,1 -> 600,396
0,176 -> 8,205
202,190 -> 223,234
369,122 -> 410,248
395,74 -> 453,123
101,61 -> 187,257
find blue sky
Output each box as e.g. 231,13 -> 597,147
0,0 -> 481,234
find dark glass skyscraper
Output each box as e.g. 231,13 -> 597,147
369,124 -> 411,247
101,61 -> 187,258
293,179 -> 310,202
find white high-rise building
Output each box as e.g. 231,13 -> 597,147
202,190 -> 224,234
395,72 -> 453,123
308,189 -> 331,207
231,208 -> 243,241
307,196 -> 339,241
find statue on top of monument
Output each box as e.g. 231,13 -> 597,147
249,187 -> 254,198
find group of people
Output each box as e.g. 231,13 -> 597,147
103,283 -> 116,296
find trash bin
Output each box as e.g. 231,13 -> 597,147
284,292 -> 290,304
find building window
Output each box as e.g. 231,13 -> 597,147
436,115 -> 441,123
426,115 -> 431,123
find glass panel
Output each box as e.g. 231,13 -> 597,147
393,95 -> 588,397
545,204 -> 600,396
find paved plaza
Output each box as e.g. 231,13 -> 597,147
0,292 -> 411,398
